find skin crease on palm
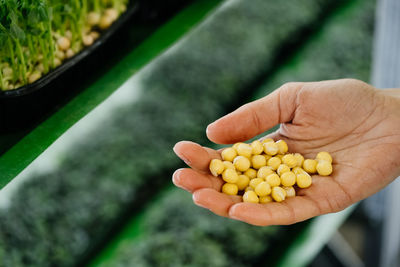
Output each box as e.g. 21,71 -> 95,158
172,79 -> 400,226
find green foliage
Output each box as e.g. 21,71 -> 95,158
113,231 -> 229,267
0,0 -> 375,266
257,0 -> 375,92
110,189 -> 277,267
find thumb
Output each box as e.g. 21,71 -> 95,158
206,82 -> 303,144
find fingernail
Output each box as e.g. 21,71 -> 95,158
206,123 -> 214,135
172,169 -> 191,192
172,169 -> 182,185
173,143 -> 191,165
172,142 -> 181,154
228,205 -> 242,220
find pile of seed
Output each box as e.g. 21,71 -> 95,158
209,139 -> 333,203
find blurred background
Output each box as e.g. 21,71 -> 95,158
0,0 -> 396,266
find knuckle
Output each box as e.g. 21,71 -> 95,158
341,78 -> 365,86
280,82 -> 304,92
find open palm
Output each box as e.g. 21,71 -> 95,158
173,79 -> 400,226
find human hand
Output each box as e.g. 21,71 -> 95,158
173,79 -> 400,226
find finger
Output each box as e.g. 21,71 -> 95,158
228,196 -> 321,226
173,141 -> 220,172
193,188 -> 242,217
172,168 -> 224,193
206,82 -> 304,144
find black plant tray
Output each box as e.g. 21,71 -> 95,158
0,0 -> 191,132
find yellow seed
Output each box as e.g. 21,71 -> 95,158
277,164 -> 290,176
236,143 -> 253,158
55,50 -> 65,60
233,156 -> 251,172
82,35 -> 94,46
316,151 -> 333,163
244,168 -> 257,179
209,159 -> 225,176
65,30 -> 73,40
66,49 -> 75,58
223,161 -> 235,170
99,15 -> 113,29
222,169 -> 239,183
222,183 -> 239,195
297,173 -> 312,188
251,140 -> 264,155
292,167 -> 306,175
259,195 -> 273,204
261,138 -> 274,144
236,175 -> 250,190
283,186 -> 296,197
316,160 -> 333,176
266,173 -> 280,187
233,142 -> 245,151
53,58 -> 62,67
57,37 -> 70,51
255,182 -> 271,197
257,166 -> 274,179
282,154 -> 297,168
251,155 -> 267,169
249,178 -> 264,189
105,8 -> 119,22
276,140 -> 289,154
276,154 -> 284,160
267,157 -> 281,170
28,71 -> 41,84
243,191 -> 259,203
303,159 -> 317,174
263,142 -> 279,156
271,187 -> 286,202
280,171 -> 296,187
237,171 -> 242,175
264,154 -> 272,162
90,31 -> 100,40
221,147 -> 237,162
293,153 -> 304,167
245,186 -> 254,192
87,12 -> 101,26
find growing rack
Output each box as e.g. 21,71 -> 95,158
0,0 -> 374,266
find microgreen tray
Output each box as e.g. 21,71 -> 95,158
0,0 -> 190,132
